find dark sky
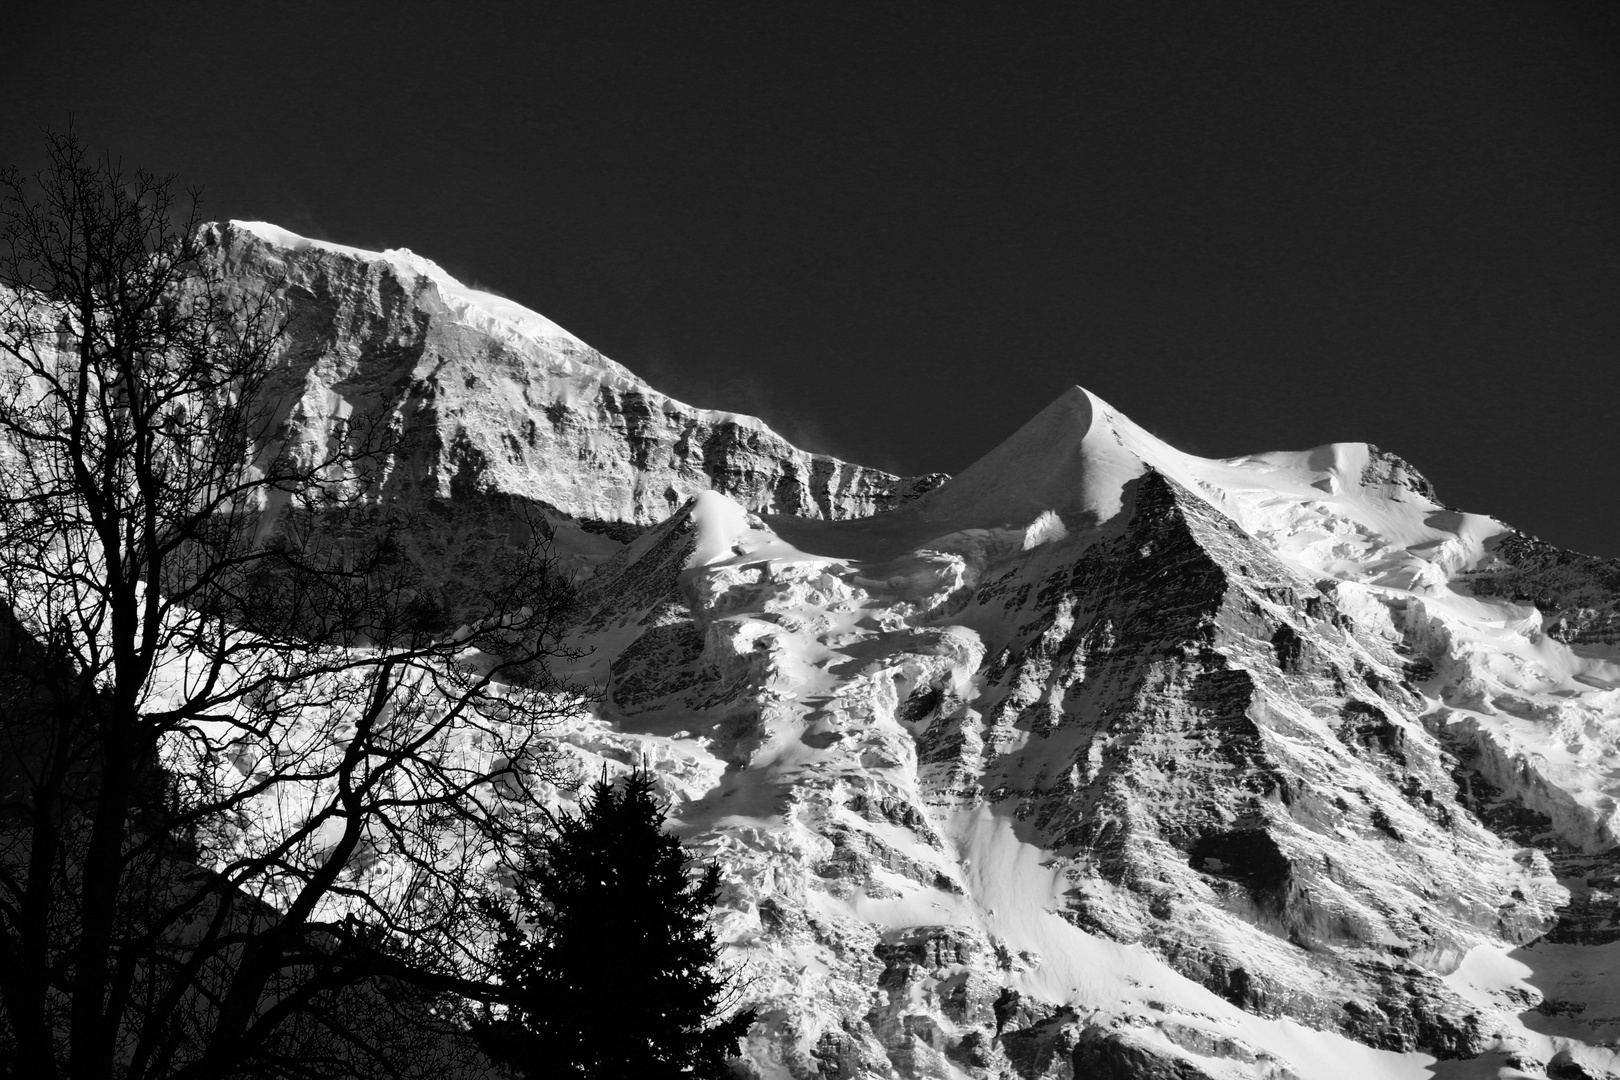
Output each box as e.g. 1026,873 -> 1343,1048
6,2 -> 1617,555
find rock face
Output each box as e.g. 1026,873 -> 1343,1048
171,226 -> 1620,1079
553,388 -> 1620,1079
1461,532 -> 1620,646
204,221 -> 944,528
927,471 -> 1561,1055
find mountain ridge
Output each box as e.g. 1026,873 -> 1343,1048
158,223 -> 1620,1078
208,220 -> 948,532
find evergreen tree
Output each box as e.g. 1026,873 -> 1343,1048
475,769 -> 755,1079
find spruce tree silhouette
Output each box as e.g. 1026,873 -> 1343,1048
475,768 -> 755,1078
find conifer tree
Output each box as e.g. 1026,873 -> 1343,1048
475,769 -> 755,1079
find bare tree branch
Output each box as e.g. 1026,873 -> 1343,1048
0,129 -> 585,1079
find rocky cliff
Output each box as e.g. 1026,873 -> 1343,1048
204,221 -> 945,529
551,388 -> 1620,1079
176,227 -> 1620,1079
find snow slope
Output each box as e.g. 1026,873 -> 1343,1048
121,224 -> 1620,1079
551,385 -> 1620,1079
777,387 -> 1620,860
231,220 -> 597,358
208,221 -> 945,528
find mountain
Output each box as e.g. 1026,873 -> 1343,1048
207,221 -> 945,532
559,385 -> 1620,1080
197,226 -> 1620,1078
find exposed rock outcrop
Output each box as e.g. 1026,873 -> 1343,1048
118,225 -> 1619,1079
205,221 -> 945,528
554,386 -> 1620,1078
1461,531 -> 1620,645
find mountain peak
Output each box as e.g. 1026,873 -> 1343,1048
219,220 -> 596,355
905,383 -> 1180,533
76,223 -> 1619,1078
204,220 -> 942,526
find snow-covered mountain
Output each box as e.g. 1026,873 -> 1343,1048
209,221 -> 944,532
217,225 -> 1620,1079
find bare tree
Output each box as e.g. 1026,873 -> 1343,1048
0,130 -> 581,1079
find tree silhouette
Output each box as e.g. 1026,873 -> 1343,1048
475,769 -> 754,1079
0,129 -> 582,1078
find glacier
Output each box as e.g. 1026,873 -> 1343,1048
182,224 -> 1620,1078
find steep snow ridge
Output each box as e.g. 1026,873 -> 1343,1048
899,387 -> 1144,530
926,385 -> 1500,594
780,385 -> 1493,581
881,387 -> 1620,857
690,490 -> 756,566
209,221 -> 944,525
233,220 -> 609,368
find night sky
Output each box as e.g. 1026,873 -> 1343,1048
6,2 -> 1616,555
